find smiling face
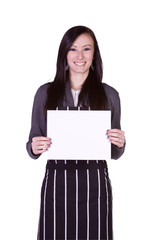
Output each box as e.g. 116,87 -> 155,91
67,33 -> 94,76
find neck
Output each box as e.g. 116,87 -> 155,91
69,71 -> 89,90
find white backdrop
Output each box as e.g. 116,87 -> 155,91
0,0 -> 160,239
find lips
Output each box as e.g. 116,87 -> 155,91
74,62 -> 86,66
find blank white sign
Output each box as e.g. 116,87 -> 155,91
47,110 -> 111,160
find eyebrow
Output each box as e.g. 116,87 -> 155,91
71,44 -> 93,48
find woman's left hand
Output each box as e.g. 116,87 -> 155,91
107,129 -> 125,148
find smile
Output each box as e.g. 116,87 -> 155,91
74,62 -> 86,66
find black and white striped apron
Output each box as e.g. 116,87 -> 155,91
37,107 -> 113,240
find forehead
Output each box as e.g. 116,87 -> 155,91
72,33 -> 94,47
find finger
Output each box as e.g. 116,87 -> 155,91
32,141 -> 51,155
108,132 -> 121,138
108,134 -> 125,143
35,141 -> 51,147
109,134 -> 125,141
109,136 -> 124,143
35,145 -> 50,150
107,130 -> 125,140
110,140 -> 124,148
33,148 -> 48,155
108,129 -> 121,133
32,145 -> 50,154
32,137 -> 51,142
36,141 -> 51,149
32,141 -> 51,151
107,129 -> 125,136
109,135 -> 125,148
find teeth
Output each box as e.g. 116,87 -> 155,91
75,62 -> 85,66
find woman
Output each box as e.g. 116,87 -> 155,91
26,26 -> 125,240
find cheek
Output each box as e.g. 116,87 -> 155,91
87,51 -> 94,61
87,55 -> 94,64
66,54 -> 70,63
67,51 -> 72,60
67,53 -> 75,65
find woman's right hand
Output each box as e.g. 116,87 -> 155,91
31,136 -> 51,155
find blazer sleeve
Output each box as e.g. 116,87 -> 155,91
26,84 -> 48,159
103,84 -> 125,160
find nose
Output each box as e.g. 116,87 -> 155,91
76,50 -> 83,59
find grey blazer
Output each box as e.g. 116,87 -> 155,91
26,81 -> 125,160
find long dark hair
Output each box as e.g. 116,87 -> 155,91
45,26 -> 108,110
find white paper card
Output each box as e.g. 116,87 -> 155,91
47,110 -> 111,160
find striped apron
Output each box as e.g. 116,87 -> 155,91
37,107 -> 113,240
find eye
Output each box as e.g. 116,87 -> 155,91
84,48 -> 90,51
69,48 -> 76,52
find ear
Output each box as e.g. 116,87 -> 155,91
65,60 -> 69,71
91,63 -> 95,71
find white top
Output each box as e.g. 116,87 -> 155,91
71,89 -> 81,107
